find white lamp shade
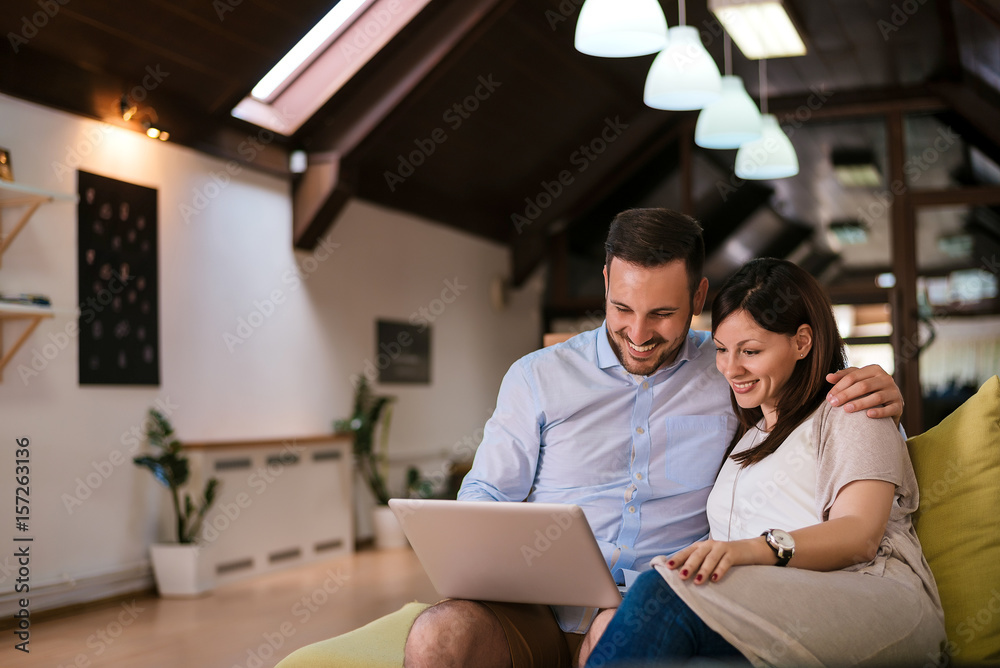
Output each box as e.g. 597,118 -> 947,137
643,26 -> 722,111
734,114 -> 798,179
694,76 -> 762,149
575,0 -> 668,57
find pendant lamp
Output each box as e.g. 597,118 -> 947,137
575,0 -> 668,58
643,1 -> 721,111
734,60 -> 798,179
694,35 -> 762,149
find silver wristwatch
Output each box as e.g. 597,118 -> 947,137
761,529 -> 795,567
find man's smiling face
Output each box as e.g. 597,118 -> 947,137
603,257 -> 708,376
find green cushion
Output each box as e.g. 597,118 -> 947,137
275,601 -> 430,668
907,375 -> 1000,665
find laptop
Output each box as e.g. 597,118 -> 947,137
387,499 -> 623,608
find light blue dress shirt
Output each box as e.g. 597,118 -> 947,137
459,323 -> 737,631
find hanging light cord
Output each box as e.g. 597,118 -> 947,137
679,0 -> 686,26
724,32 -> 732,76
760,58 -> 768,115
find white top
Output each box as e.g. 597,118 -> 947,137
706,415 -> 819,541
657,402 -> 945,666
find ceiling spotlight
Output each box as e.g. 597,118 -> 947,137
123,99 -> 168,141
119,94 -> 137,121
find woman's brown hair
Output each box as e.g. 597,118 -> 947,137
711,258 -> 847,467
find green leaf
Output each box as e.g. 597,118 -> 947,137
132,407 -> 218,544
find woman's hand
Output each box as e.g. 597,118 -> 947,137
651,537 -> 772,584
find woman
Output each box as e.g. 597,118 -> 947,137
584,258 -> 945,667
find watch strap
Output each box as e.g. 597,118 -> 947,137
761,529 -> 793,567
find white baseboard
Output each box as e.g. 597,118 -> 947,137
0,563 -> 154,618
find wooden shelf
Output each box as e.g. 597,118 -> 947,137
0,302 -> 55,381
0,181 -> 75,382
0,180 -> 76,269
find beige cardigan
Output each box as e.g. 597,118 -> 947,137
655,402 -> 946,666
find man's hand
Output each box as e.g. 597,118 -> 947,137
652,538 -> 770,584
826,365 -> 903,425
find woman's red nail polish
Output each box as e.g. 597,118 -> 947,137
681,569 -> 689,577
695,574 -> 703,583
667,560 -> 675,567
711,574 -> 719,582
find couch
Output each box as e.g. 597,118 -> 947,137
277,375 -> 1000,667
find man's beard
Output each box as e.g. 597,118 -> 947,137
607,331 -> 679,376
605,309 -> 694,375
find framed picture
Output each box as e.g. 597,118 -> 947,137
0,148 -> 13,182
77,170 -> 160,385
376,320 -> 430,384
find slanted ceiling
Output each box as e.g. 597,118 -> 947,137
2,0 -> 1000,295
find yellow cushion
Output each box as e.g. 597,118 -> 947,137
907,375 -> 1000,665
275,601 -> 430,668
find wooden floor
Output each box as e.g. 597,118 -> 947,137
3,547 -> 438,667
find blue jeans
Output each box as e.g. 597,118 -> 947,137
585,570 -> 749,667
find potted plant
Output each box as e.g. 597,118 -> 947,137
133,409 -> 219,596
335,376 -> 411,548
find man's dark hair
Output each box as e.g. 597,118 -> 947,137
604,208 -> 705,294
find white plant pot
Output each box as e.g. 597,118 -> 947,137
372,505 -> 408,549
149,544 -> 211,597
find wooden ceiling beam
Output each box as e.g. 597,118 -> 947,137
956,0 -> 1000,31
929,81 -> 1000,158
291,0 -> 518,249
910,185 -> 1000,208
766,85 -> 946,122
0,46 -> 290,175
509,115 -> 687,288
938,0 -> 965,81
562,117 -> 689,226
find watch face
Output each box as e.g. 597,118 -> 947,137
771,529 -> 795,550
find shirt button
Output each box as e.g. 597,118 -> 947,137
635,473 -> 643,481
636,427 -> 644,435
642,381 -> 649,390
628,506 -> 636,513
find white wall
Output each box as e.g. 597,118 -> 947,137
0,93 -> 543,607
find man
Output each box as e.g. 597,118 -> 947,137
404,209 -> 903,668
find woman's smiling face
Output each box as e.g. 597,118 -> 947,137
713,309 -> 811,429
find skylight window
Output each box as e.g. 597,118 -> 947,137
251,0 -> 373,102
232,0 -> 433,136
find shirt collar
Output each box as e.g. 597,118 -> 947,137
597,321 -> 703,377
